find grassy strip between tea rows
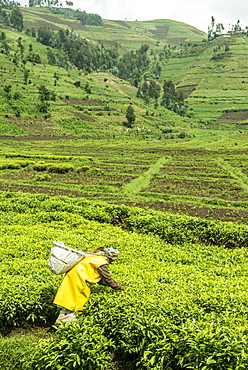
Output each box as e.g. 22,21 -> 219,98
216,157 -> 248,191
1,191 -> 248,369
123,156 -> 171,196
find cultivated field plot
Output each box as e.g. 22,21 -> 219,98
145,177 -> 246,200
163,36 -> 248,124
0,142 -> 248,224
145,150 -> 248,201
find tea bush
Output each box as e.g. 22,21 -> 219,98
1,191 -> 248,368
48,164 -> 75,174
35,174 -> 51,181
0,332 -> 43,370
34,319 -> 113,370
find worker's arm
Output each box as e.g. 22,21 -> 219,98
97,264 -> 125,290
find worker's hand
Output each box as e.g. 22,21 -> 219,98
119,285 -> 126,290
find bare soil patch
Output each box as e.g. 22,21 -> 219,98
0,169 -> 135,188
177,85 -> 197,98
24,10 -> 88,31
167,37 -> 187,45
60,98 -> 104,105
145,177 -> 247,201
0,182 -> 85,197
99,40 -> 117,46
0,135 -> 74,141
119,201 -> 248,225
73,112 -> 94,121
150,26 -> 169,39
218,110 -> 248,124
31,20 -> 61,30
110,20 -> 131,29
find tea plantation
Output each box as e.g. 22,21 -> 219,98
1,191 -> 248,369
1,5 -> 248,369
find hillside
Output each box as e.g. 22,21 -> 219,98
0,28 -> 188,139
21,6 -> 207,49
0,18 -> 248,225
163,35 -> 248,125
2,7 -> 248,370
18,6 -> 248,127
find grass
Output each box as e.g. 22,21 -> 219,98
122,156 -> 171,196
216,157 -> 248,191
0,329 -> 51,370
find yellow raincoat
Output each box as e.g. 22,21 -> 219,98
53,254 -> 108,312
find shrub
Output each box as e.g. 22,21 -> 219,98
48,164 -> 74,174
33,162 -> 47,171
35,174 -> 51,182
76,166 -> 90,172
89,167 -> 103,174
0,332 -> 41,370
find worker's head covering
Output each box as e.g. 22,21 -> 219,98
92,247 -> 119,261
105,247 -> 119,261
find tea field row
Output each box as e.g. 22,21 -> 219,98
0,144 -> 248,224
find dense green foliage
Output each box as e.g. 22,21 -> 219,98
161,80 -> 186,115
36,26 -> 117,72
125,105 -> 136,127
1,191 -> 248,369
0,330 -> 45,370
36,27 -> 150,84
117,44 -> 150,86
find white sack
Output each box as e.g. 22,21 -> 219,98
48,241 -> 85,275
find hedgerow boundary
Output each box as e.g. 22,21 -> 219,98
0,191 -> 248,248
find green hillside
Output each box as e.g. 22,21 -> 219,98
2,5 -> 248,370
22,6 -> 207,49
163,35 -> 248,125
0,19 -> 248,225
18,6 -> 248,127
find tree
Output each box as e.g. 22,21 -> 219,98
149,80 -> 161,100
211,16 -> 215,30
160,80 -> 186,116
3,84 -> 12,97
125,105 -> 135,127
0,31 -> 6,40
38,85 -> 56,102
216,23 -> 224,35
23,69 -> 29,85
37,27 -> 53,46
10,7 -> 23,32
234,20 -> 242,32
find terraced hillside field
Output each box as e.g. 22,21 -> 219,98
21,7 -> 207,49
163,36 -> 248,125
